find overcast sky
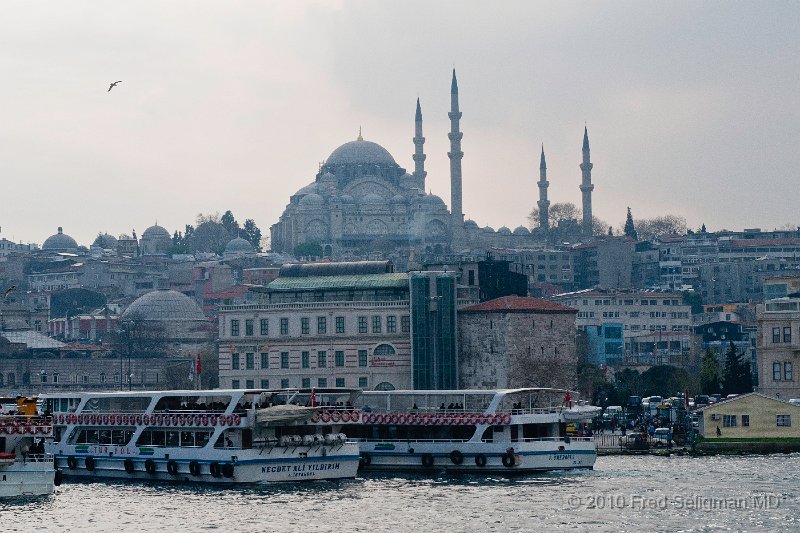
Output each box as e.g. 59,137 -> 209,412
0,1 -> 797,247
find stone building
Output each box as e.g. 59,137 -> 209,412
270,70 -> 596,262
139,224 -> 171,256
756,288 -> 800,399
457,296 -> 578,389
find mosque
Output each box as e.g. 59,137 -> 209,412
270,70 -> 596,259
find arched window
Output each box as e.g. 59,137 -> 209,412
22,372 -> 30,385
373,344 -> 396,356
375,382 -> 395,391
7,373 -> 15,386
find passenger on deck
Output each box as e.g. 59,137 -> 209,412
439,403 -> 446,410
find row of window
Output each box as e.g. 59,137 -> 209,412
230,376 -> 370,389
721,414 -> 791,428
230,315 -> 411,337
0,372 -> 153,387
231,346 -> 396,371
771,327 -> 796,344
772,362 -> 793,382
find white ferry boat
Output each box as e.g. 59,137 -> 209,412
41,389 -> 360,484
0,397 -> 58,497
308,388 -> 599,474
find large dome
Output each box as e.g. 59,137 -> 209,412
142,224 -> 170,239
327,139 -> 396,166
224,236 -> 254,254
122,289 -> 205,322
43,227 -> 78,251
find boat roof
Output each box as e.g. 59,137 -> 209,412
362,388 -> 574,396
40,388 -> 360,398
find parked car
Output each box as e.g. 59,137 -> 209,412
623,432 -> 649,451
694,395 -> 710,407
710,394 -> 722,403
652,427 -> 673,447
603,406 -> 623,420
789,399 -> 800,407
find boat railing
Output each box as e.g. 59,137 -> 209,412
21,453 -> 54,463
505,436 -> 594,443
353,438 -> 470,444
356,407 -> 562,415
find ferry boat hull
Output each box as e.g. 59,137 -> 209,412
357,439 -> 595,474
0,462 -> 56,497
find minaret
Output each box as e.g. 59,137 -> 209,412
537,144 -> 550,231
580,126 -> 594,237
448,69 -> 464,224
413,98 -> 426,188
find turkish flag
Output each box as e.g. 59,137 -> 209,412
196,353 -> 202,375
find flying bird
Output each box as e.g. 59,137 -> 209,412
108,81 -> 122,92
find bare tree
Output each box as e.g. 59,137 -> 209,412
633,215 -> 687,241
529,202 -> 609,236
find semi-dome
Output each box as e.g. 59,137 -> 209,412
293,182 -> 318,197
299,193 -> 325,206
327,139 -> 396,166
464,219 -> 479,229
360,193 -> 386,205
142,224 -> 170,239
498,226 -> 512,235
43,227 -> 78,251
224,237 -> 254,254
482,226 -> 496,233
340,194 -> 356,204
425,194 -> 446,207
391,194 -> 407,204
513,226 -> 530,235
122,289 -> 205,322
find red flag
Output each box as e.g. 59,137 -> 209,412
195,353 -> 202,375
311,388 -> 317,407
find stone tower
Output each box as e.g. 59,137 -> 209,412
448,69 -> 464,224
580,126 -> 594,237
537,144 -> 550,231
413,97 -> 426,189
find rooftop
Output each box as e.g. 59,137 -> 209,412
268,273 -> 409,292
460,295 -> 576,314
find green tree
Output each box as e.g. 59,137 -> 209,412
242,219 -> 262,251
294,241 -> 323,259
681,290 -> 704,314
221,210 -> 240,236
624,207 -> 638,240
640,365 -> 694,397
722,341 -> 754,395
616,368 -> 643,397
700,349 -> 721,395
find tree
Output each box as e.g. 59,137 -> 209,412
700,349 -> 721,395
700,223 -> 707,233
294,241 -> 323,259
616,368 -> 643,397
722,341 -> 754,395
242,219 -> 263,251
681,290 -> 703,314
640,365 -> 695,397
191,221 -> 231,254
634,215 -> 687,241
529,202 -> 609,236
221,210 -> 240,236
623,207 -> 638,241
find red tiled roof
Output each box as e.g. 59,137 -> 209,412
460,295 -> 577,314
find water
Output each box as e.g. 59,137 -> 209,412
2,454 -> 799,532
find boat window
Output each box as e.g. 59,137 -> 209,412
166,431 -> 179,447
480,427 -> 494,442
72,428 -> 134,445
181,432 -> 195,447
81,397 -> 150,412
152,431 -> 166,447
136,430 -> 213,447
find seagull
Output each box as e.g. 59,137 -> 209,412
108,80 -> 122,92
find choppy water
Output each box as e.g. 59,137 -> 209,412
2,454 -> 799,532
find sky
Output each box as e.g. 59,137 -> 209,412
0,1 -> 797,247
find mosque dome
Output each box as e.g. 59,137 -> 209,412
464,219 -> 479,229
391,194 -> 407,204
93,233 -> 118,249
425,194 -> 446,207
498,226 -> 512,235
360,193 -> 385,205
299,193 -> 325,207
340,194 -> 356,204
142,224 -> 170,240
327,139 -> 397,166
513,225 -> 530,235
122,289 -> 205,322
482,226 -> 496,233
224,237 -> 254,255
319,171 -> 337,182
43,227 -> 78,251
293,182 -> 318,197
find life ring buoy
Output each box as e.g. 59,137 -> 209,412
24,424 -> 33,434
477,414 -> 487,425
421,453 -> 434,468
233,414 -> 241,426
340,411 -> 351,423
108,415 -> 115,426
492,414 -> 501,425
221,463 -> 234,478
351,411 -> 360,422
90,414 -> 97,424
363,413 -> 373,424
56,414 -> 62,424
195,415 -> 202,426
388,414 -> 398,424
210,415 -> 218,426
145,459 -> 156,475
85,456 -> 96,472
449,450 -> 464,465
0,426 -> 6,434
330,411 -> 341,423
209,462 -> 221,478
124,459 -> 135,474
202,415 -> 209,426
122,415 -> 129,425
226,415 -> 234,426
502,413 -> 512,425
69,414 -> 77,424
398,414 -> 407,424
502,452 -> 516,468
311,412 -> 320,423
178,415 -> 185,426
172,415 -> 179,426
167,460 -> 179,476
475,454 -> 487,467
67,456 -> 78,470
143,414 -> 150,425
77,414 -> 84,424
42,426 -> 52,434
359,451 -> 372,467
321,412 -> 331,423
189,460 -> 201,476
102,414 -> 109,425
115,415 -> 122,425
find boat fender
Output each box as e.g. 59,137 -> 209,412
209,461 -> 221,478
564,435 -> 571,444
501,452 -> 516,468
421,453 -> 434,468
124,459 -> 135,474
85,456 -> 96,472
67,456 -> 78,470
474,454 -> 487,467
54,469 -> 63,486
449,450 -> 464,465
221,463 -> 234,478
189,460 -> 201,476
167,460 -> 179,476
145,459 -> 156,475
359,452 -> 371,467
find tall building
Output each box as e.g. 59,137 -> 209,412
756,276 -> 800,399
